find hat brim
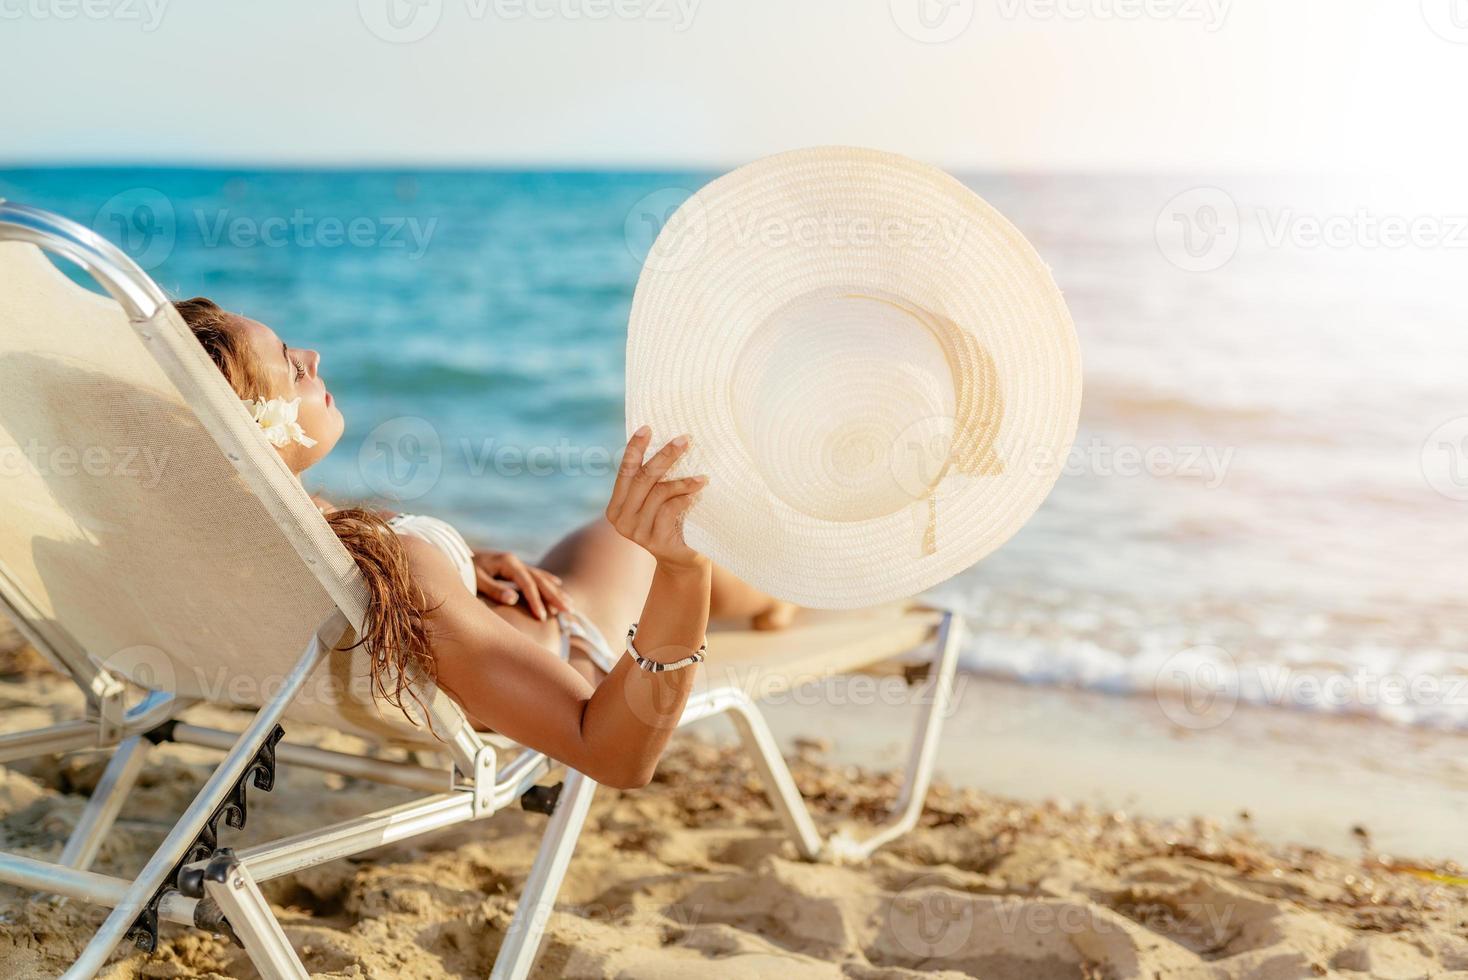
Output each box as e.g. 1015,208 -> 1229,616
626,147 -> 1081,609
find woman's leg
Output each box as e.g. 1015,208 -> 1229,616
535,517 -> 656,682
706,564 -> 799,630
530,518 -> 799,678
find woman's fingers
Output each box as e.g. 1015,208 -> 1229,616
606,425 -> 651,522
473,555 -> 569,618
634,475 -> 706,542
605,427 -> 706,564
650,489 -> 701,562
499,555 -> 548,621
529,566 -> 573,613
622,435 -> 690,519
474,566 -> 518,605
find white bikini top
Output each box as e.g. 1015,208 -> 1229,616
386,512 -> 618,671
387,513 -> 477,595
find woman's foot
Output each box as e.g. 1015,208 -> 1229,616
751,599 -> 798,631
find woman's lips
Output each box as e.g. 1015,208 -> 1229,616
325,390 -> 334,406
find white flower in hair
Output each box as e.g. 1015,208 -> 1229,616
245,397 -> 318,449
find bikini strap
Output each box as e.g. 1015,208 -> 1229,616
556,611 -> 618,673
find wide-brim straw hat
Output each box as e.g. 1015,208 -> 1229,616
626,146 -> 1081,609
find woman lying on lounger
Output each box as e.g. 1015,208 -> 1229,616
174,297 -> 797,790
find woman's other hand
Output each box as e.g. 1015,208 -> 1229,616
472,550 -> 573,621
606,426 -> 709,571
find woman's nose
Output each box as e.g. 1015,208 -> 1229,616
306,349 -> 321,377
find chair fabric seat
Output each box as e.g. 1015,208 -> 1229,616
703,602 -> 942,700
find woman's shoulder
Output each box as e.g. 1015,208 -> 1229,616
388,513 -> 477,595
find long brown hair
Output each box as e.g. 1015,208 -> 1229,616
174,297 -> 439,728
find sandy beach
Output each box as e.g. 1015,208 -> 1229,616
5,629 -> 1468,980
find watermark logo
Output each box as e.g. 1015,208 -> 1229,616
889,0 -> 975,43
1152,645 -> 1238,730
1030,437 -> 1235,489
1422,0 -> 1468,43
99,644 -> 178,696
94,188 -> 177,271
1422,416 -> 1468,501
359,0 -> 699,42
1256,209 -> 1468,251
359,0 -> 444,42
0,0 -> 170,31
1155,186 -> 1240,272
0,439 -> 172,489
625,187 -> 707,273
195,209 -> 437,258
890,415 -> 958,500
887,876 -> 976,958
995,0 -> 1230,31
626,191 -> 969,274
358,416 -> 443,502
92,189 -> 437,267
1157,187 -> 1468,272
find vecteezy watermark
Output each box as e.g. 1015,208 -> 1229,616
1421,416 -> 1468,501
462,437 -> 619,478
887,875 -> 976,959
1033,437 -> 1235,489
886,878 -> 1235,960
1152,645 -> 1238,730
93,188 -> 438,271
1154,187 -> 1241,273
96,644 -> 385,708
1421,0 -> 1468,43
359,417 -> 445,502
1156,186 -> 1468,272
0,0 -> 169,31
357,0 -> 699,43
94,188 -> 177,271
357,420 -> 631,503
624,188 -> 970,272
1254,209 -> 1468,251
995,0 -> 1231,31
891,425 -> 1235,493
0,439 -> 171,489
616,657 -> 970,729
889,0 -> 975,43
624,187 -> 707,274
358,0 -> 443,43
194,210 -> 437,259
1151,646 -> 1468,730
726,211 -> 967,257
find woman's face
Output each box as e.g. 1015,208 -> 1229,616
232,314 -> 345,473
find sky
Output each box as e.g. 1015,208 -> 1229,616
1,0 -> 1466,174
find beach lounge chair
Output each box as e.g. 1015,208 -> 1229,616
0,201 -> 965,980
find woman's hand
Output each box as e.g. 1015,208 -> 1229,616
606,426 -> 709,571
471,550 -> 573,621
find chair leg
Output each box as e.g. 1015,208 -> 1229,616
490,770 -> 598,980
822,609 -> 965,862
722,698 -> 826,859
58,735 -> 151,872
60,623 -> 335,980
199,852 -> 307,980
684,610 -> 965,864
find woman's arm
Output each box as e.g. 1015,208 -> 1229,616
408,428 -> 710,789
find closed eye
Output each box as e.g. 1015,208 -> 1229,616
283,342 -> 305,382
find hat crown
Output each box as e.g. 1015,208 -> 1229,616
733,287 -> 999,528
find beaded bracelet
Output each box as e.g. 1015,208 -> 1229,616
625,623 -> 707,673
